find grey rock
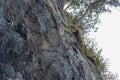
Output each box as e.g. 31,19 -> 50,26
0,0 -> 103,80
0,7 -> 7,27
15,72 -> 23,80
0,63 -> 15,79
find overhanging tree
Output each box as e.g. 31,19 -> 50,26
65,0 -> 120,34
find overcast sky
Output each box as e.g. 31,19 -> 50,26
90,7 -> 120,79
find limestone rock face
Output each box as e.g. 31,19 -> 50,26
0,0 -> 103,80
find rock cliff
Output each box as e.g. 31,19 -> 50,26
0,0 -> 103,80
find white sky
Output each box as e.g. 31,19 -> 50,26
90,8 -> 120,79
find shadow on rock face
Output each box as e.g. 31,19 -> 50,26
0,28 -> 25,64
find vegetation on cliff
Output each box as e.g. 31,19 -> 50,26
65,0 -> 120,80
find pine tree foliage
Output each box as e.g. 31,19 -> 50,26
65,0 -> 120,34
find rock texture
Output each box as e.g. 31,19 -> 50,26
0,0 -> 103,80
